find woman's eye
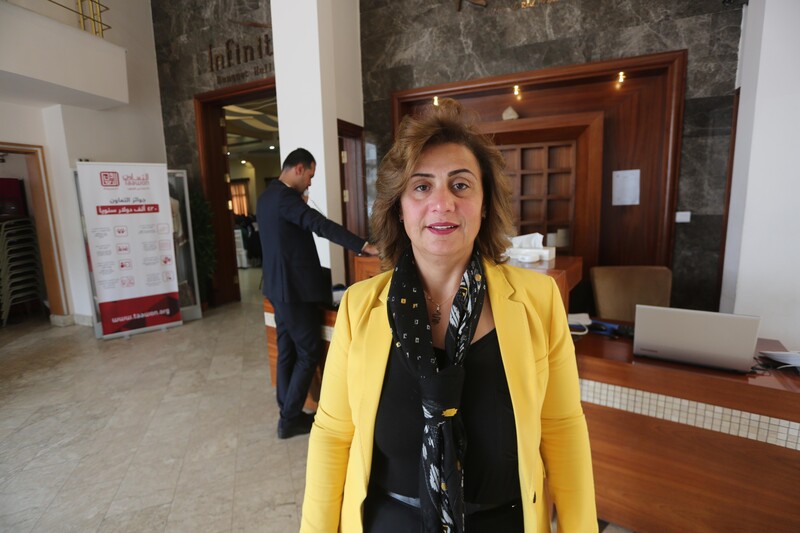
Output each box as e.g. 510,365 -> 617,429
453,182 -> 469,191
413,184 -> 429,192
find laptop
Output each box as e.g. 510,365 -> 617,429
633,305 -> 761,373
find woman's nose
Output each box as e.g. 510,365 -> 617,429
432,186 -> 455,211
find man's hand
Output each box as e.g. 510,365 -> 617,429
360,243 -> 379,256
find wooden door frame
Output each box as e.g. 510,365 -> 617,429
194,77 -> 276,305
0,141 -> 69,320
392,50 -> 686,269
480,112 -> 604,275
337,119 -> 367,285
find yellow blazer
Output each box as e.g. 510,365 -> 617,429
301,260 -> 597,532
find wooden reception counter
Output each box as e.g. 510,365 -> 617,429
263,256 -> 800,530
355,254 -> 583,312
263,256 -> 582,409
575,334 -> 800,532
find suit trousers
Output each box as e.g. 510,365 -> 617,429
272,301 -> 322,421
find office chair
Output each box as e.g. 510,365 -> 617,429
590,266 -> 672,322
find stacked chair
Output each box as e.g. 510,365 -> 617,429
1,218 -> 43,326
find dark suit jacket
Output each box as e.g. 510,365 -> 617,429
257,180 -> 366,303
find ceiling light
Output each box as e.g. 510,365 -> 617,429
241,160 -> 246,165
227,151 -> 230,155
269,145 -> 275,150
433,96 -> 439,106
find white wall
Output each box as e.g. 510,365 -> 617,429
0,101 -> 46,142
722,0 -> 800,350
332,0 -> 365,127
0,1 -> 128,109
271,0 -> 364,286
0,0 -> 167,324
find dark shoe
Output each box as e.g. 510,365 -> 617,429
277,412 -> 314,439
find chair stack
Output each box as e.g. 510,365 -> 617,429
1,218 -> 43,326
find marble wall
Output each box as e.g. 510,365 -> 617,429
150,0 -> 274,182
360,0 -> 744,311
151,0 -> 743,311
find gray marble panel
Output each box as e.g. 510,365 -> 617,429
360,0 -> 443,42
683,96 -> 733,138
671,214 -> 724,310
363,99 -> 394,158
363,65 -> 416,105
678,135 -> 731,215
578,0 -> 740,33
685,56 -> 738,99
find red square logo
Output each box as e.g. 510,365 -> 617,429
100,171 -> 119,187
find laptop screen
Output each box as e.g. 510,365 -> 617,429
633,305 -> 760,373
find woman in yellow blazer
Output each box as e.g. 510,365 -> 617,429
301,99 -> 596,532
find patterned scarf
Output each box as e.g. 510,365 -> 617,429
386,247 -> 486,533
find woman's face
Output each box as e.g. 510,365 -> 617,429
399,143 -> 484,267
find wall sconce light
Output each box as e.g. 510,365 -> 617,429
227,200 -> 233,211
616,71 -> 626,89
240,159 -> 247,165
433,96 -> 439,106
269,145 -> 275,150
513,84 -> 521,100
226,151 -> 231,156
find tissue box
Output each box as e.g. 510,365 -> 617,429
506,232 -> 556,262
538,246 -> 557,260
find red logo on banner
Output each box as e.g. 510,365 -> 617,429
100,171 -> 120,187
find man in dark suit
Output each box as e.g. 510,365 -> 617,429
257,148 -> 377,439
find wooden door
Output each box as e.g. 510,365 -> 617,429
337,120 -> 368,285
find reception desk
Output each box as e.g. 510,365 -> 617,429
355,255 -> 582,312
263,262 -> 800,530
264,256 -> 583,409
576,334 -> 800,532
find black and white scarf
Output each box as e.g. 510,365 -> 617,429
386,247 -> 486,533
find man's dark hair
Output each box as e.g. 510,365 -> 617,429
281,148 -> 316,171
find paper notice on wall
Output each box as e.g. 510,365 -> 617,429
76,162 -> 181,337
612,169 -> 641,206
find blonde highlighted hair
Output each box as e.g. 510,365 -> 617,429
370,98 -> 514,269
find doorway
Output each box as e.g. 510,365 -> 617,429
0,142 -> 68,325
337,119 -> 368,285
194,78 -> 280,306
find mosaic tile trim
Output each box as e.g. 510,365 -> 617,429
580,379 -> 800,451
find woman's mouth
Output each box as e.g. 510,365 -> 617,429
427,224 -> 458,234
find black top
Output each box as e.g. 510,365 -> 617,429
371,329 -> 521,504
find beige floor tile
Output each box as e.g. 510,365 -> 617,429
232,480 -> 299,532
30,479 -> 118,533
0,460 -> 76,530
97,503 -> 171,533
0,268 -> 637,533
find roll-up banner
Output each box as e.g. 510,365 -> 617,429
76,162 -> 182,339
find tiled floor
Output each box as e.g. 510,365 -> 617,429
0,268 -> 632,532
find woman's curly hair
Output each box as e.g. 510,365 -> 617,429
370,98 -> 514,269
